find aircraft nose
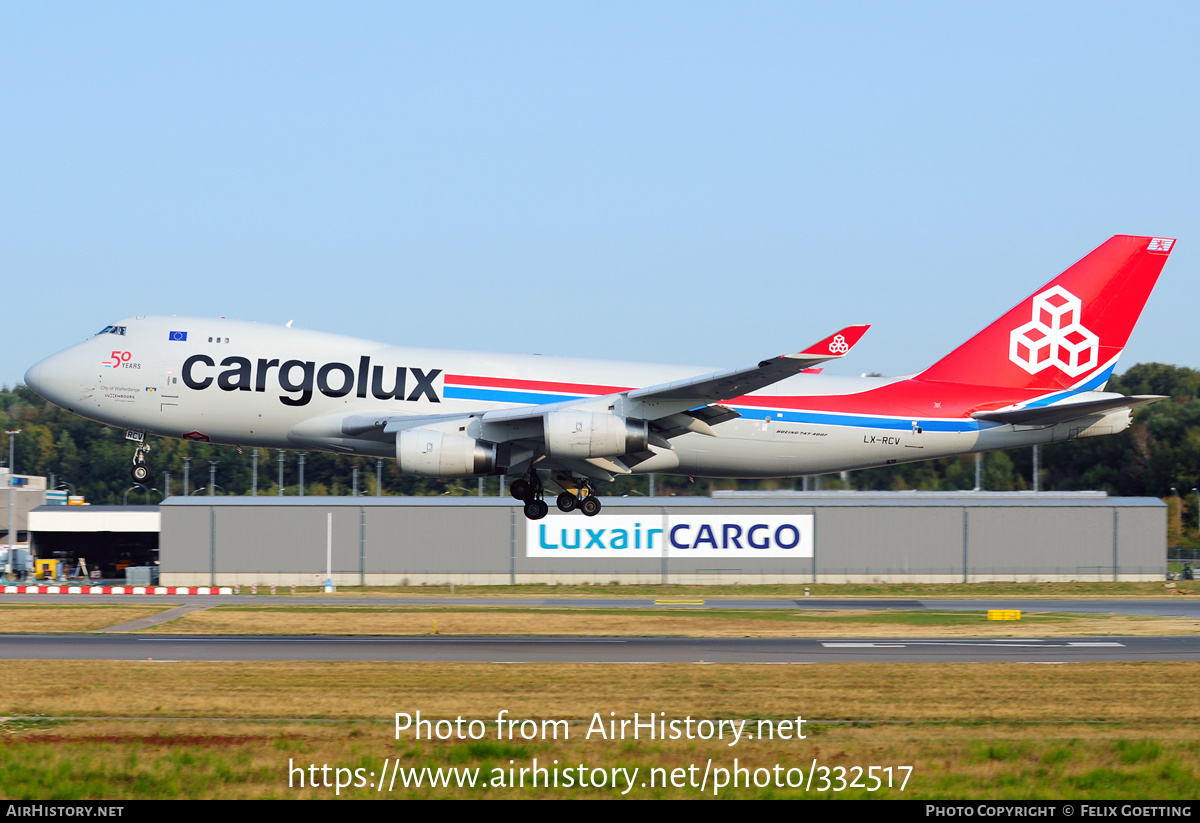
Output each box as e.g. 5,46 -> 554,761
24,359 -> 48,396
24,348 -> 85,407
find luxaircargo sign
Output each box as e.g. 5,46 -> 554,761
527,514 -> 814,559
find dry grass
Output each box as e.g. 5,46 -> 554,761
0,661 -> 1196,723
138,605 -> 1200,637
0,604 -> 172,633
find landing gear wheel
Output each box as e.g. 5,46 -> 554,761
556,492 -> 577,512
510,478 -> 532,501
523,499 -> 549,520
131,441 -> 152,484
580,496 -> 602,517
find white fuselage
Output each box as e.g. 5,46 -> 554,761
25,315 -> 1126,479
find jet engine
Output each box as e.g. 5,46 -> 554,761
543,411 -> 648,459
396,429 -> 497,477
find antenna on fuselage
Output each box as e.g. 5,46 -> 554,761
285,320 -> 293,328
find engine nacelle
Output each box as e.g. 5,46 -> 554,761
544,411 -> 648,459
397,429 -> 497,477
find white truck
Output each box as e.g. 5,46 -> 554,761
0,548 -> 34,580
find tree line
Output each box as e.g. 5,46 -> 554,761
3,362 -> 1198,539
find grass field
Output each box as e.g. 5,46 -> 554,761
0,604 -> 172,632
139,604 -> 1200,637
0,602 -> 1196,637
264,580 -> 1200,598
2,582 -> 1196,799
0,662 -> 1196,799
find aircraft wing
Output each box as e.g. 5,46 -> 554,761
970,393 -> 1166,426
626,325 -> 869,402
472,324 -> 869,433
291,325 -> 869,477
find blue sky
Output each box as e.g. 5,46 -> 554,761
3,2 -> 1198,387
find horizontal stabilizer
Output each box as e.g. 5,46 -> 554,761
971,394 -> 1166,426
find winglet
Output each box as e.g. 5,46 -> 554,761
795,324 -> 870,358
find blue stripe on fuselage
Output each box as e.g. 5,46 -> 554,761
444,386 -> 587,405
443,385 -> 991,432
1019,363 -> 1116,410
749,409 -> 985,432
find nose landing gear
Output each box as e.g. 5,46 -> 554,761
130,442 -> 153,484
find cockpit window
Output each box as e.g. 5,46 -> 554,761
95,325 -> 127,336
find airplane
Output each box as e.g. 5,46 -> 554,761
24,234 -> 1175,520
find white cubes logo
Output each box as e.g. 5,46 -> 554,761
1008,286 -> 1098,377
828,334 -> 849,354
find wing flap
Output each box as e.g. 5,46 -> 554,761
655,405 -> 741,438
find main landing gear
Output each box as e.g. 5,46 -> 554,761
509,473 -> 548,520
130,442 -> 153,484
510,472 -> 603,520
554,471 -> 602,517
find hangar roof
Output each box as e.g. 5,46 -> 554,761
155,493 -> 1163,509
29,506 -> 160,533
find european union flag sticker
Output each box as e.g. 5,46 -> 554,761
168,331 -> 188,341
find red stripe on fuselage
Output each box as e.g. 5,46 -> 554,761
726,379 -> 1048,418
445,372 -> 1043,420
444,374 -> 632,396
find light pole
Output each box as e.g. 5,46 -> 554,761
1193,488 -> 1198,554
209,462 -> 218,496
278,450 -> 285,496
1171,487 -> 1179,548
5,430 -> 20,579
124,486 -> 162,505
251,449 -> 258,497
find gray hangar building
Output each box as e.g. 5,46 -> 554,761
158,492 -> 1165,586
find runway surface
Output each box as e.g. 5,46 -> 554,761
1,594 -> 1197,617
5,595 -> 1195,663
2,634 -> 1198,663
